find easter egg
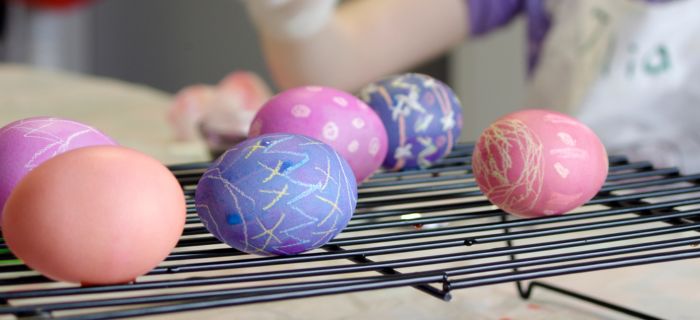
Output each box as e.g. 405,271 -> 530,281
0,117 -> 116,219
358,73 -> 463,171
471,109 -> 609,218
249,86 -> 388,182
2,146 -> 186,285
195,133 -> 357,256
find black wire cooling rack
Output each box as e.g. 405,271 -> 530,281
1,143 -> 699,320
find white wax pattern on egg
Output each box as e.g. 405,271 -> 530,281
358,73 -> 463,171
0,116 -> 116,223
250,86 -> 388,182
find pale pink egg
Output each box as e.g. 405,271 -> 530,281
250,86 -> 388,182
2,146 -> 186,285
472,109 -> 608,218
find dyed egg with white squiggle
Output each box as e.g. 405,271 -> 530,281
195,133 -> 357,256
472,109 -> 608,218
358,73 -> 463,171
0,117 -> 117,221
249,86 -> 388,183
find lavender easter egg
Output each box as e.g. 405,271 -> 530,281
249,86 -> 388,183
195,133 -> 357,256
0,117 -> 116,217
359,73 -> 463,171
472,109 -> 608,218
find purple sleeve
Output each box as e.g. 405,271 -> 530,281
466,0 -> 551,72
466,0 -> 525,36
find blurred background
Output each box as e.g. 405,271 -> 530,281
0,0 -> 526,141
3,3 -> 700,320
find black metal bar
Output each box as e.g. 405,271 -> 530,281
50,273 -> 450,320
0,274 -> 421,314
323,244 -> 450,301
449,249 -> 700,289
328,207 -> 700,247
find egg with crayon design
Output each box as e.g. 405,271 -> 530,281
195,133 -> 357,256
0,116 -> 116,222
471,109 -> 609,218
358,73 -> 463,171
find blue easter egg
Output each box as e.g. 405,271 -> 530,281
358,73 -> 463,170
195,133 -> 357,256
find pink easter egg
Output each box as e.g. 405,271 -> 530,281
472,109 -> 608,218
249,86 -> 388,182
0,117 -> 117,221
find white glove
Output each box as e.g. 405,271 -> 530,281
243,0 -> 339,40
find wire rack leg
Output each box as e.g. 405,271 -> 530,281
513,281 -> 662,320
500,215 -> 663,320
323,245 -> 452,301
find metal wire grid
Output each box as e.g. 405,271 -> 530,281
0,143 -> 698,319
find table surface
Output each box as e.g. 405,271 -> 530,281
1,64 -> 698,320
0,64 -> 210,165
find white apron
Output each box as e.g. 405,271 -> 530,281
527,0 -> 700,173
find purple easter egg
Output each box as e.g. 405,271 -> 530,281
0,117 -> 117,218
358,73 -> 463,171
195,133 -> 357,256
249,86 -> 388,183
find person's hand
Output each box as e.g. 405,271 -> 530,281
243,0 -> 339,40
